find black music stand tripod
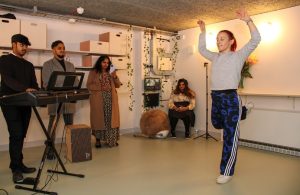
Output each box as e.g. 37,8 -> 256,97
194,62 -> 217,141
15,103 -> 84,195
15,72 -> 86,195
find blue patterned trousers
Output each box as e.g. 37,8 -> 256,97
211,90 -> 241,176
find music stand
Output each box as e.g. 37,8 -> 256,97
47,71 -> 84,91
194,63 -> 218,141
15,71 -> 85,195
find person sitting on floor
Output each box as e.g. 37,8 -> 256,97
168,78 -> 196,138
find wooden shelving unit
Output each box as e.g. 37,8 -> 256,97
0,46 -> 126,57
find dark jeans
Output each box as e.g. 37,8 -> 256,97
1,105 -> 32,172
169,115 -> 191,136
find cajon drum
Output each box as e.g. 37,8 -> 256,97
66,124 -> 92,162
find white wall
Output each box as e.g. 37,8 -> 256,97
239,95 -> 300,148
176,6 -> 300,148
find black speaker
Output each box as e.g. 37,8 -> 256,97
144,93 -> 159,108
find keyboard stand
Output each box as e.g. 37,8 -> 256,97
15,102 -> 84,195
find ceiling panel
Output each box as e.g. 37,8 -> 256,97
0,0 -> 300,32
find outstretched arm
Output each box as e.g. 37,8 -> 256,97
197,20 -> 216,61
236,8 -> 258,33
236,8 -> 261,62
197,20 -> 206,33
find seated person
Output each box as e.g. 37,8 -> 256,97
168,78 -> 196,138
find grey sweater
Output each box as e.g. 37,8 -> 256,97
198,29 -> 261,90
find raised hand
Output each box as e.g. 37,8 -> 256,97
236,8 -> 251,22
110,70 -> 117,79
197,20 -> 206,33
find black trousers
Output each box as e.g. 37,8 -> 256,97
47,113 -> 73,155
47,113 -> 74,139
1,105 -> 32,172
169,115 -> 190,136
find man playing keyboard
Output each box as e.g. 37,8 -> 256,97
0,34 -> 39,183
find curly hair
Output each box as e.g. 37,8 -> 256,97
92,55 -> 111,73
173,78 -> 195,98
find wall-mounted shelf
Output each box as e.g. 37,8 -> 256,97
0,46 -> 126,57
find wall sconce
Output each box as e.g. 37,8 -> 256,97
258,21 -> 281,43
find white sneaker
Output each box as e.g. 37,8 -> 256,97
216,175 -> 232,184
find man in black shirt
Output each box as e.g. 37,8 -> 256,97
0,34 -> 39,183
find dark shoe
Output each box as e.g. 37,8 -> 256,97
171,132 -> 176,138
95,139 -> 101,148
21,165 -> 36,174
13,171 -> 24,183
20,177 -> 37,185
185,134 -> 191,139
108,142 -> 118,148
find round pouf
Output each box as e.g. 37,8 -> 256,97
140,109 -> 170,138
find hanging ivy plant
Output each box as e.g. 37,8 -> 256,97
170,36 -> 179,92
143,32 -> 151,77
171,36 -> 179,71
141,32 -> 179,110
126,26 -> 135,111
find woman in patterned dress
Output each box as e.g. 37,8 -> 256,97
87,55 -> 122,148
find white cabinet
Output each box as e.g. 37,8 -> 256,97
161,78 -> 173,100
158,56 -> 172,71
21,20 -> 47,49
0,18 -> 20,47
80,41 -> 109,54
99,32 -> 127,55
82,55 -> 99,67
111,57 -> 127,69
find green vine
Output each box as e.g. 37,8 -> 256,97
170,36 -> 179,92
126,26 -> 135,111
143,32 -> 151,77
141,33 -> 179,110
171,36 -> 179,72
156,35 -> 166,107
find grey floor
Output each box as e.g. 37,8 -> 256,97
0,133 -> 300,195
